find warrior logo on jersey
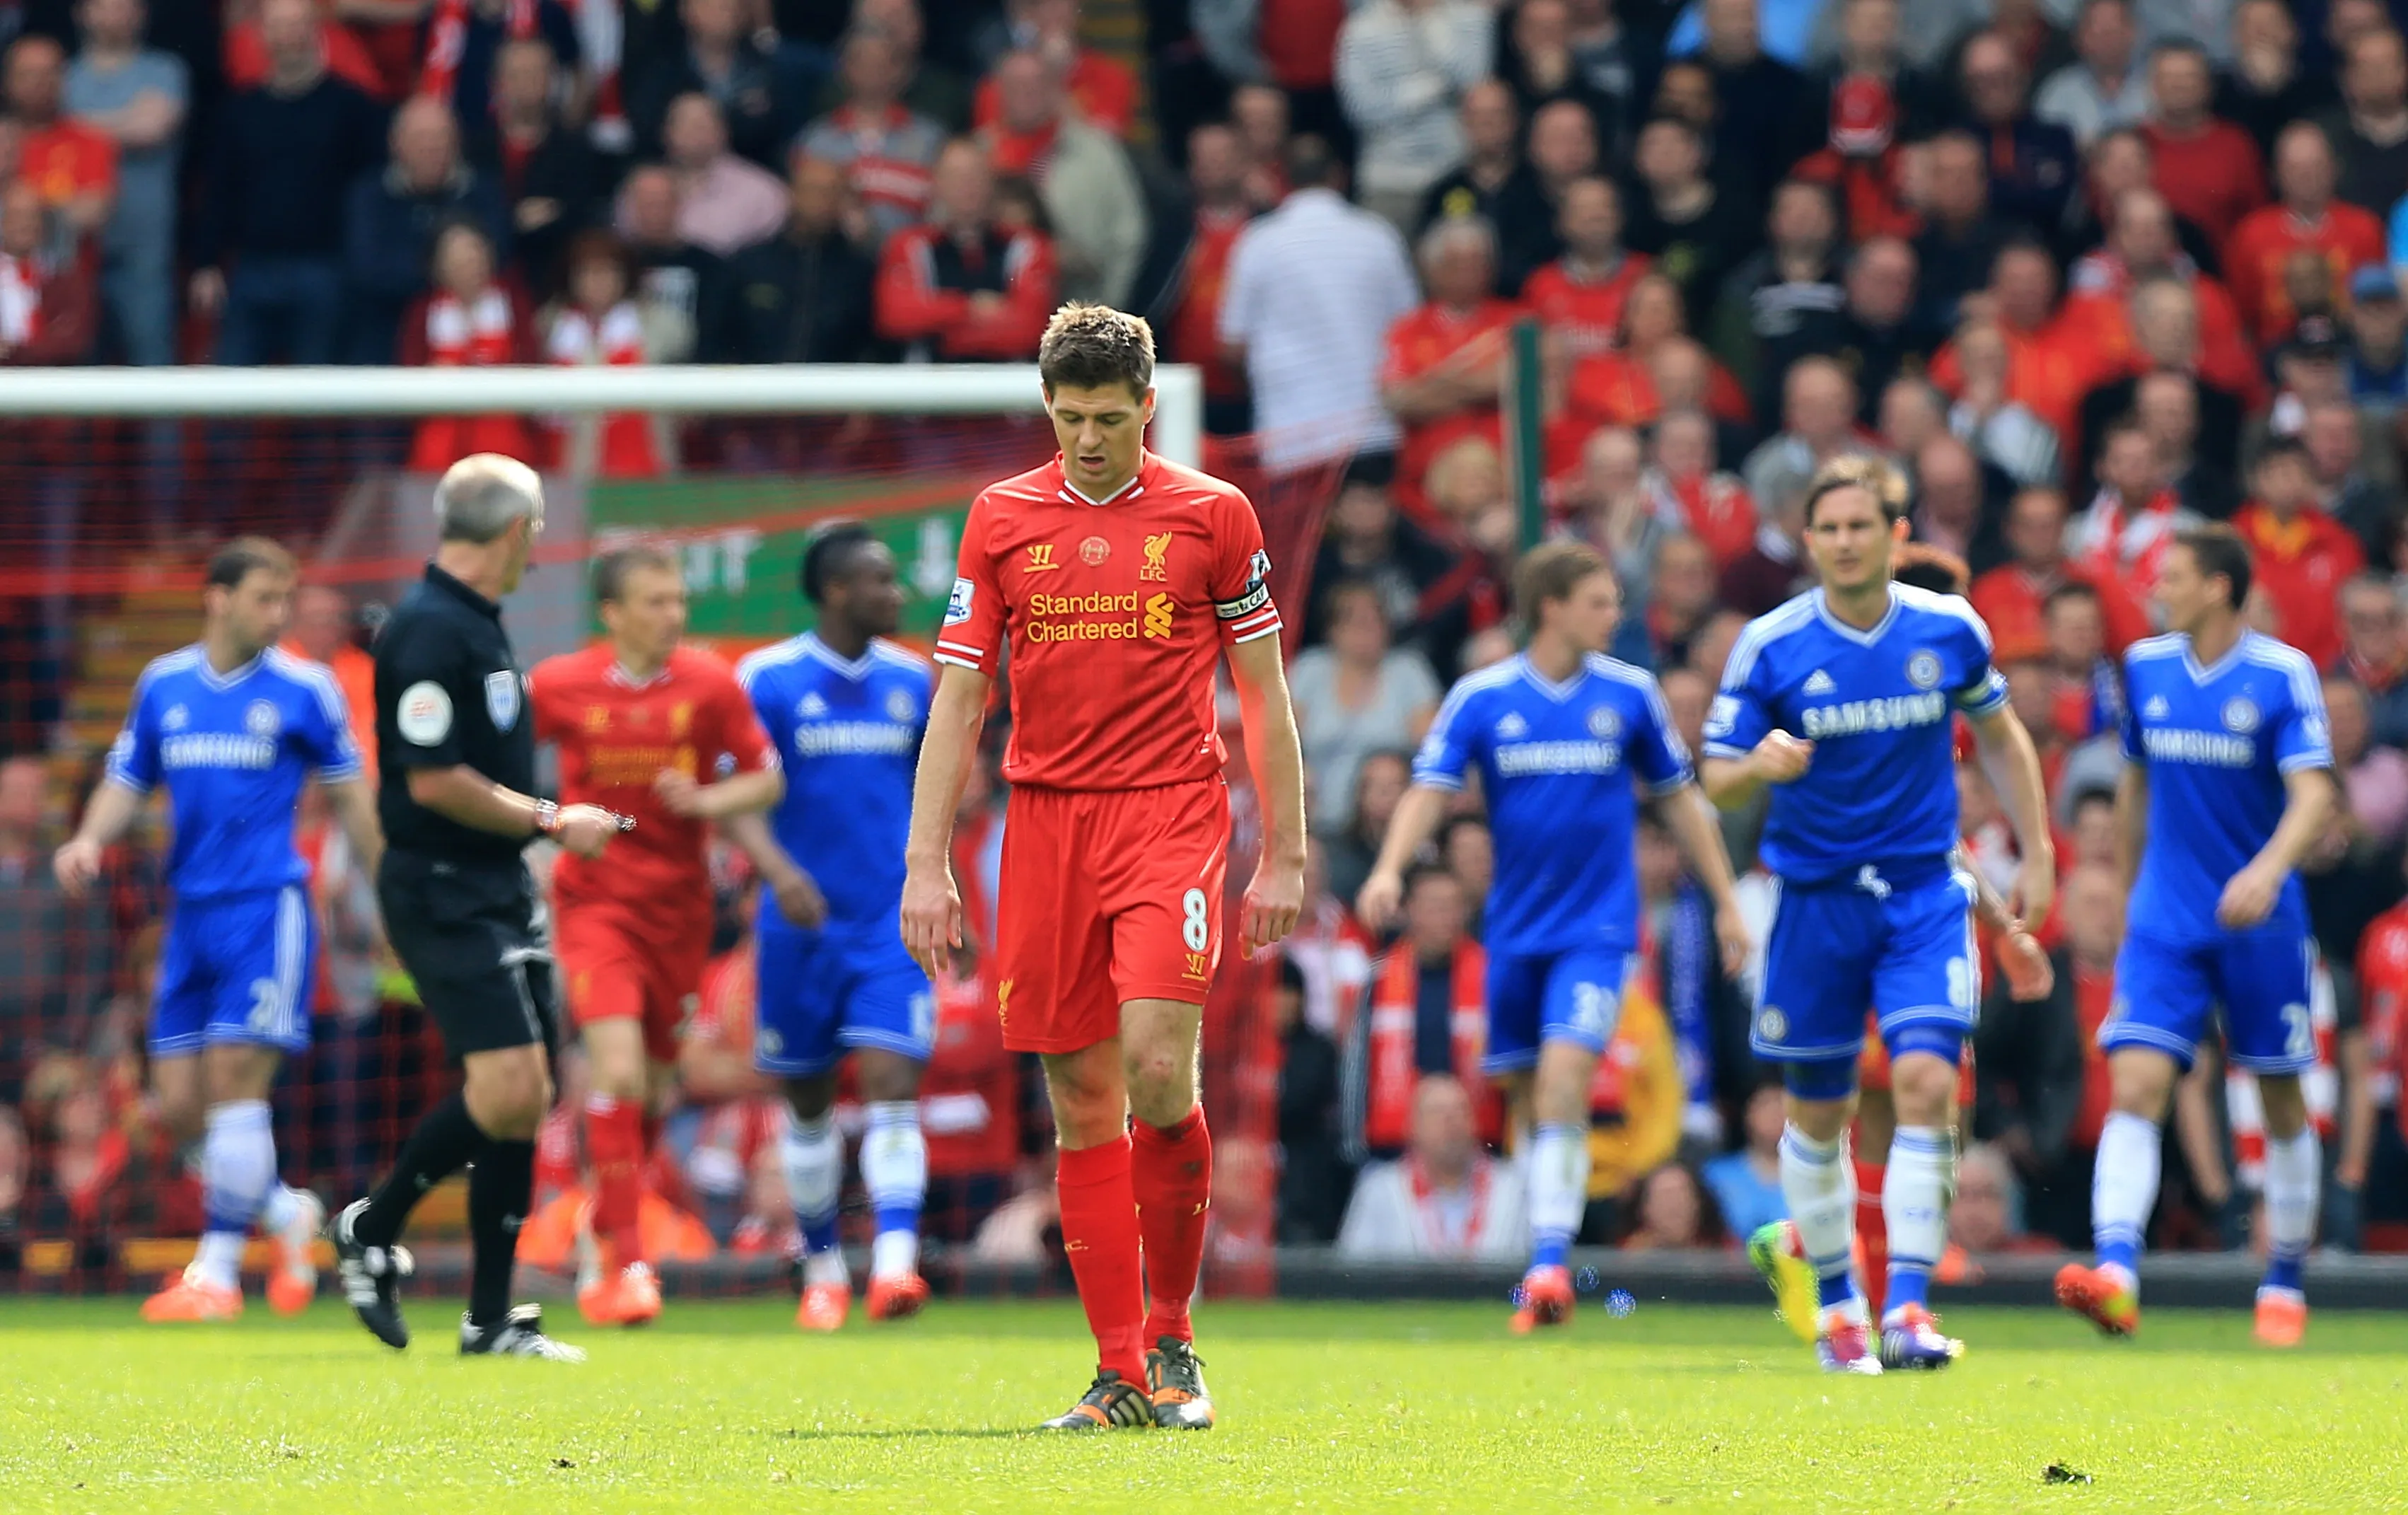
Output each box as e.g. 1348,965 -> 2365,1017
1906,651 -> 1942,690
945,577 -> 975,624
1025,544 -> 1059,573
2223,697 -> 2261,734
245,700 -> 280,737
1141,531 -> 1172,581
1588,706 -> 1623,739
486,670 -> 522,731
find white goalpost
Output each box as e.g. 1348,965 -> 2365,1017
0,362 -> 1209,468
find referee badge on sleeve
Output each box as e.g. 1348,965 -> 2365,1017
487,670 -> 523,732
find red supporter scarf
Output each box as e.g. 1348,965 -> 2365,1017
426,288 -> 517,364
422,0 -> 537,107
1406,1154 -> 1491,1256
546,301 -> 644,366
0,254 -> 40,347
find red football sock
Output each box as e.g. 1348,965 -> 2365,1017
1055,1134 -> 1148,1386
1132,1105 -> 1212,1345
1854,1156 -> 1888,1320
586,1094 -> 647,1266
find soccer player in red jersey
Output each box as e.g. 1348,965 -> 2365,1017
902,303 -> 1308,1432
530,543 -> 783,1327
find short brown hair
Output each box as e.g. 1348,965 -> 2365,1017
1513,540 -> 1613,617
2175,523 -> 2252,610
1802,455 -> 1908,526
593,540 -> 681,604
206,536 -> 297,591
1038,302 -> 1154,399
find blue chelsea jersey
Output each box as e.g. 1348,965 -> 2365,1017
1704,585 -> 2008,885
107,646 -> 362,901
737,633 -> 929,930
2121,631 -> 2331,945
1413,652 -> 1693,955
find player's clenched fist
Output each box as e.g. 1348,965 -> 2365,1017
1750,730 -> 1815,783
1998,925 -> 2054,999
1241,854 -> 1305,958
900,861 -> 964,980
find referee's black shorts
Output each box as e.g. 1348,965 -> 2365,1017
379,850 -> 559,1060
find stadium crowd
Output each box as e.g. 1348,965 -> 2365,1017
4,0 -> 2408,1279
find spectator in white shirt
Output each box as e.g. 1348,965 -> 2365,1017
1219,136 -> 1421,473
1337,1074 -> 1527,1262
1334,0 -> 1495,231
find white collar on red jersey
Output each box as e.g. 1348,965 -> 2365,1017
1059,455 -> 1149,507
606,658 -> 672,690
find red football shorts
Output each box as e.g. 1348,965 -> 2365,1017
555,902 -> 711,1064
994,777 -> 1231,1055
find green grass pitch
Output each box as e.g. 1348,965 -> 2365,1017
5,1298 -> 2404,1513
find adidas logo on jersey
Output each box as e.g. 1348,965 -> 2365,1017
2144,696 -> 2170,719
798,692 -> 829,719
1803,670 -> 1837,695
1496,712 -> 1529,738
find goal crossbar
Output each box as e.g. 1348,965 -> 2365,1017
0,362 -> 1208,466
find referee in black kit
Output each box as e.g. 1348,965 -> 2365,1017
332,453 -> 619,1361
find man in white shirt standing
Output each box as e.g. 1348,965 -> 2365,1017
1338,1074 -> 1528,1262
1334,0 -> 1494,231
1219,137 -> 1421,475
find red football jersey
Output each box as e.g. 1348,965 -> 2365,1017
1520,254 -> 1653,361
936,451 -> 1280,791
2222,203 -> 2387,348
530,644 -> 778,928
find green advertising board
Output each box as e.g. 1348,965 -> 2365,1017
584,473 -> 989,651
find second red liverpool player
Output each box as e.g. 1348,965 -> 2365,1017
530,543 -> 783,1327
901,303 -> 1308,1431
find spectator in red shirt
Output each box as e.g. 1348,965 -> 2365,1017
872,137 -> 1056,361
2233,436 -> 2366,668
2223,122 -> 2387,350
1644,407 -> 1756,568
0,180 -> 97,364
2074,276 -> 2255,478
2137,40 -> 2266,250
1971,484 -> 2153,663
1518,175 -> 1647,364
1380,216 -> 1522,515
6,35 -> 114,243
972,0 -> 1138,138
1161,122 -> 1254,433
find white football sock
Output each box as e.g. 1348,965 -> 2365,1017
1526,1122 -> 1590,1267
860,1101 -> 928,1279
2091,1109 -> 2162,1294
782,1110 -> 847,1286
2262,1126 -> 2321,1270
195,1100 -> 278,1289
1882,1125 -> 1952,1320
1779,1123 -> 1859,1313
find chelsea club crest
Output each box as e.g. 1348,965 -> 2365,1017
1906,650 -> 1942,690
2222,697 -> 2260,734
